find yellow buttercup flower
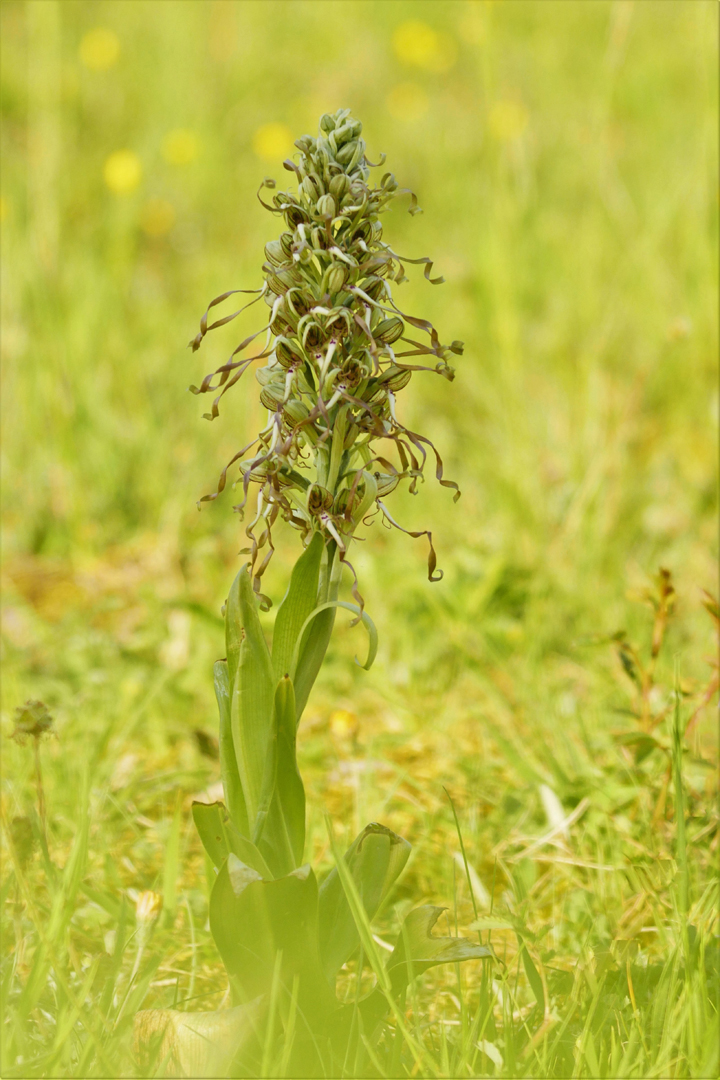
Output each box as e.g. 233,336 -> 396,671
386,82 -> 429,122
392,20 -> 457,73
162,129 -> 199,166
488,100 -> 529,141
104,150 -> 142,195
140,199 -> 176,237
252,122 -> 293,163
79,28 -> 120,71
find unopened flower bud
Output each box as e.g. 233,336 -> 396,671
374,317 -> 404,344
326,264 -> 347,294
260,384 -> 285,410
379,365 -> 412,391
264,239 -> 285,266
336,140 -> 359,166
283,399 -> 310,427
275,337 -> 304,369
329,173 -> 350,200
361,276 -> 385,301
334,120 -> 362,147
316,193 -> 335,218
301,175 -> 321,202
319,113 -> 336,134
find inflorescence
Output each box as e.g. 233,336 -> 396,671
190,109 -> 463,608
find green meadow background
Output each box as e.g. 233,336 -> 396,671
1,1 -> 718,1076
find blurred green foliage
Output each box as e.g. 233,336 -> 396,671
1,2 -> 717,1076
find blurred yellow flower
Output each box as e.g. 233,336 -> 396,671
136,890 -> 163,924
252,122 -> 293,163
79,28 -> 120,71
392,20 -> 457,73
386,82 -> 429,122
140,198 -> 176,237
488,100 -> 529,141
103,150 -> 142,195
329,709 -> 359,740
162,129 -> 199,166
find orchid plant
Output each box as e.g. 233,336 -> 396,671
135,110 -> 491,1079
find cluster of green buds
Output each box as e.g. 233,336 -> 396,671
190,109 -> 462,606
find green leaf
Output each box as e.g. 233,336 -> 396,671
192,802 -> 271,879
257,677 -> 306,877
225,570 -> 243,692
214,659 -> 248,835
318,822 -> 410,980
387,906 -> 494,995
209,856 -> 337,1017
229,568 -> 275,828
134,999 -> 266,1079
272,532 -> 324,682
291,601 -> 377,686
292,542 -> 340,721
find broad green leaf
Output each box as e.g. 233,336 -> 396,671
272,532 -> 323,682
192,802 -> 271,879
134,998 -> 266,1079
230,568 -> 275,827
257,677 -> 305,877
213,659 -> 248,835
318,822 -> 410,980
387,906 -> 494,995
209,856 -> 337,1017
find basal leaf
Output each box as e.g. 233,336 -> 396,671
318,822 -> 410,980
213,660 -> 247,836
134,998 -> 266,1079
209,857 -> 337,1017
272,532 -> 323,682
387,905 -> 494,994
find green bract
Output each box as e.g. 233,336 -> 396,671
190,108 -> 463,608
